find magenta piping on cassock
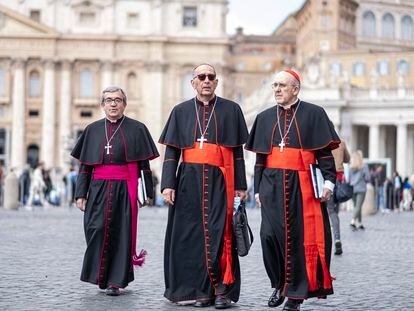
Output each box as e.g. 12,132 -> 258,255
93,163 -> 147,267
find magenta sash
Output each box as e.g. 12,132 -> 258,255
93,163 -> 147,267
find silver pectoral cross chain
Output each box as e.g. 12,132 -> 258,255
104,116 -> 125,155
194,97 -> 217,149
276,101 -> 301,153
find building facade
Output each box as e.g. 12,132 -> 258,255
240,0 -> 414,178
0,0 -> 229,172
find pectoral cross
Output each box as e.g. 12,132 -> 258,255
197,135 -> 207,149
105,143 -> 112,155
278,139 -> 285,152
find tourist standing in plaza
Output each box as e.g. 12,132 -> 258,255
327,139 -> 350,255
246,70 -> 339,311
71,86 -> 159,296
160,64 -> 248,309
349,150 -> 370,230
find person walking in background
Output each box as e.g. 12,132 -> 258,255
327,139 -> 350,255
26,162 -> 46,208
349,151 -> 370,230
19,165 -> 31,206
373,165 -> 386,212
402,177 -> 412,211
393,171 -> 403,211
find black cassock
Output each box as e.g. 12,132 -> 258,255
71,116 -> 159,289
246,100 -> 340,299
160,97 -> 248,303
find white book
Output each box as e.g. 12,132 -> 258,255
138,170 -> 148,205
310,164 -> 324,199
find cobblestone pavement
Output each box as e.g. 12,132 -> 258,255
1,206 -> 413,311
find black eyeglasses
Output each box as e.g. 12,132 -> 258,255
103,97 -> 123,105
194,74 -> 216,81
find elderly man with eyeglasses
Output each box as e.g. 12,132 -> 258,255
159,64 -> 248,309
246,70 -> 340,310
71,86 -> 159,296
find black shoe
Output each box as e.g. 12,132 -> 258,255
334,240 -> 343,255
215,296 -> 231,309
350,223 -> 357,231
194,299 -> 212,307
358,224 -> 365,230
282,299 -> 302,311
268,288 -> 285,307
105,287 -> 120,296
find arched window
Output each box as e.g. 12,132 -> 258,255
330,63 -> 342,76
397,60 -> 410,76
29,70 -> 41,97
181,72 -> 194,100
401,15 -> 413,40
377,60 -> 390,76
352,62 -> 365,77
127,72 -> 137,98
382,13 -> 395,39
362,11 -> 376,37
0,68 -> 5,96
79,69 -> 94,97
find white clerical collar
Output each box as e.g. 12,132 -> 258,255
277,98 -> 300,110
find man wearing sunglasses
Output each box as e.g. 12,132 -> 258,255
246,70 -> 340,310
71,86 -> 159,296
160,64 -> 248,309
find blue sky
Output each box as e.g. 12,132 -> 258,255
227,0 -> 306,35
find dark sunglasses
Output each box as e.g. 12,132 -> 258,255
194,74 -> 216,81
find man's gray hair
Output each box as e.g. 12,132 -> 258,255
192,63 -> 216,78
101,86 -> 127,104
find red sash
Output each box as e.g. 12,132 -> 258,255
183,142 -> 235,285
266,147 -> 332,291
93,163 -> 147,267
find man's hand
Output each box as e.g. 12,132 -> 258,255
235,190 -> 246,201
162,188 -> 176,205
255,193 -> 261,208
320,188 -> 333,202
76,198 -> 87,212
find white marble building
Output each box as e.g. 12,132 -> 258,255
0,0 -> 229,173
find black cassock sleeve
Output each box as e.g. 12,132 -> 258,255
315,147 -> 337,184
254,153 -> 267,194
234,146 -> 247,190
161,145 -> 182,192
75,164 -> 93,200
138,160 -> 154,199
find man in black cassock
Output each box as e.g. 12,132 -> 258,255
246,70 -> 340,311
160,64 -> 248,309
71,86 -> 159,296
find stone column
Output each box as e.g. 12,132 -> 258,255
41,60 -> 56,168
59,60 -> 72,171
143,61 -> 165,177
396,123 -> 407,176
369,123 -> 380,160
10,59 -> 25,169
101,61 -> 113,90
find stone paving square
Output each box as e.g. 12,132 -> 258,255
1,207 -> 413,310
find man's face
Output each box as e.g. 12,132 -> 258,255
101,90 -> 126,120
272,72 -> 300,105
191,65 -> 218,99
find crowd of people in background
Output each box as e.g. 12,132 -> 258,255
0,158 -> 413,212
